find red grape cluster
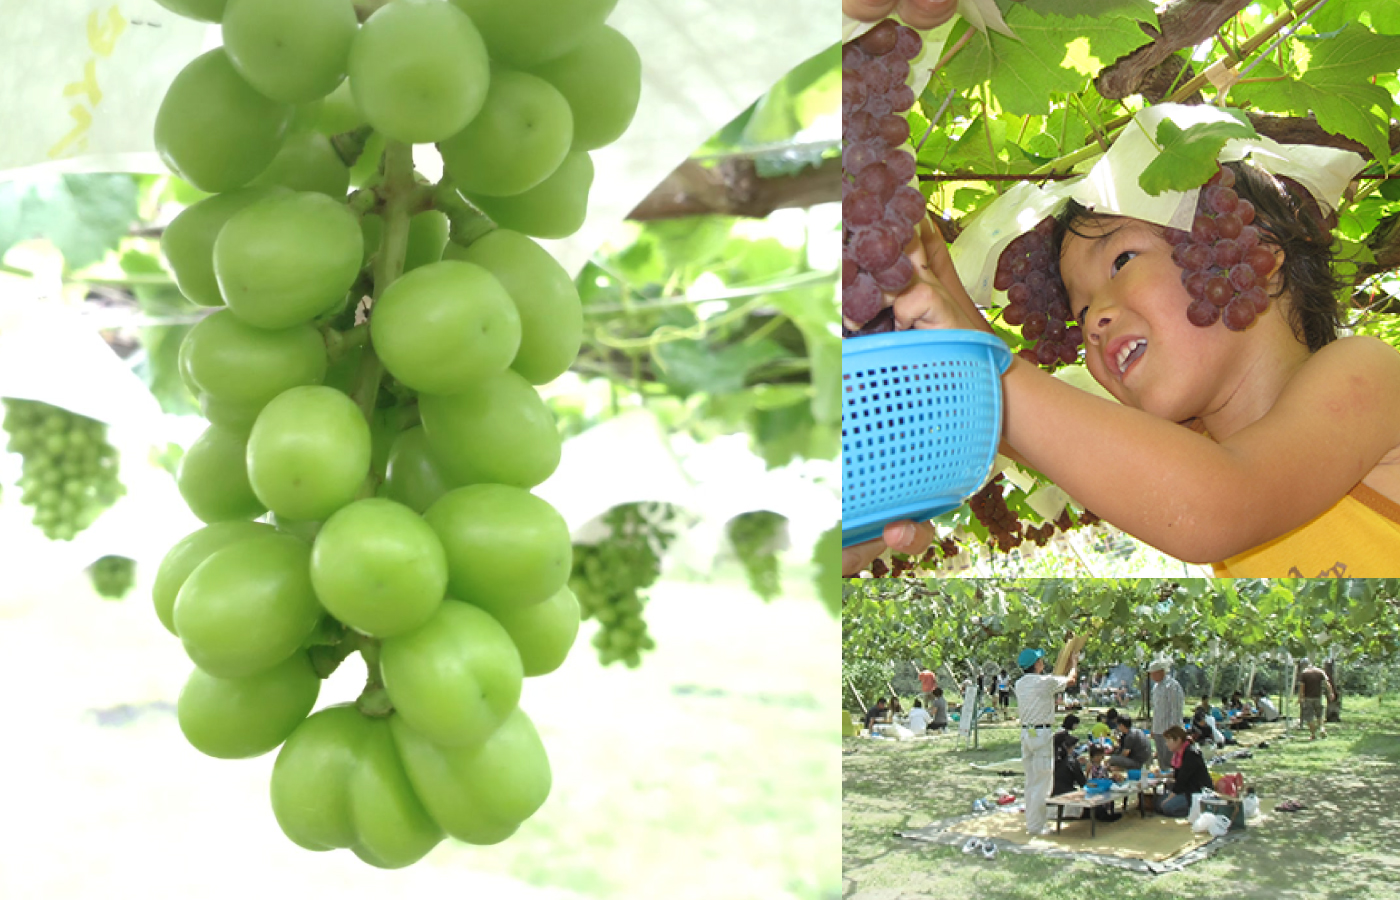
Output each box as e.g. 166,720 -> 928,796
841,19 -> 924,333
1164,166 -> 1277,331
967,476 -> 1023,552
993,216 -> 1082,368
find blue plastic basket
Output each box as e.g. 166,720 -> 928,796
842,330 -> 1012,548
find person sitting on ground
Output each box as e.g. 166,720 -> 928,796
907,698 -> 933,734
1255,690 -> 1281,722
929,687 -> 949,731
1051,731 -> 1086,796
1108,715 -> 1153,771
889,696 -> 904,716
1090,712 -> 1113,740
1191,708 -> 1225,747
864,698 -> 890,729
1057,713 -> 1081,747
1158,725 -> 1215,817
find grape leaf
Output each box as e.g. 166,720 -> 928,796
1230,25 -> 1400,163
0,174 -> 139,270
1138,112 -> 1257,196
1308,0 -> 1400,36
652,336 -> 786,397
943,7 -> 1151,116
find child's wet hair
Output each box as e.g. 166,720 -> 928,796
1052,160 -> 1344,351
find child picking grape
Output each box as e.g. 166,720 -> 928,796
847,159 -> 1400,577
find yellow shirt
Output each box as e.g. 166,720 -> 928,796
1212,483 -> 1400,577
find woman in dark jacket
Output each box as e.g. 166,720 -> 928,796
1159,725 -> 1214,817
1051,731 -> 1121,821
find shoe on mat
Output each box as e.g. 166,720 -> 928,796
982,842 -> 998,859
962,838 -> 983,854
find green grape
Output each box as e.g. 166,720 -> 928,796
2,399 -> 125,541
437,68 -> 572,197
250,130 -> 352,198
570,503 -> 676,667
418,370 -> 560,488
246,385 -> 371,521
448,0 -> 618,68
310,498 -> 447,638
89,555 -> 136,600
153,0 -> 227,22
177,424 -> 266,523
445,229 -> 582,384
271,704 -> 374,850
530,24 -> 641,151
348,0 -> 490,145
423,483 -> 571,617
152,520 -> 276,635
348,719 -> 444,868
369,261 -> 520,395
222,0 -> 357,103
181,310 -> 327,427
173,533 -> 322,678
177,653 -> 321,758
288,100 -> 327,134
316,79 -> 367,135
162,186 -> 288,307
726,510 -> 786,602
390,707 -> 550,844
488,584 -> 580,677
465,151 -> 593,239
380,599 -> 523,748
402,210 -> 449,273
154,49 -> 293,192
214,192 -> 363,329
382,426 -> 455,514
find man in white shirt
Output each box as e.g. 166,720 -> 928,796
1014,646 -> 1077,836
1255,691 -> 1280,722
907,699 -> 933,734
1148,658 -> 1186,771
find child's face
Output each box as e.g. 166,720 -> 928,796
1059,218 -> 1243,423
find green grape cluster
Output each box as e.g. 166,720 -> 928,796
570,503 -> 677,668
2,398 -> 126,541
89,555 -> 137,600
149,0 -> 639,869
725,510 -> 787,602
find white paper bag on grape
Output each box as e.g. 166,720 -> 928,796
0,0 -> 836,276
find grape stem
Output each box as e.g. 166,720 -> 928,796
354,635 -> 394,717
433,177 -> 497,248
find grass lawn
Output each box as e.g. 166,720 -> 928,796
843,697 -> 1400,900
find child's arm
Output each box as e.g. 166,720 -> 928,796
906,220 -> 1400,562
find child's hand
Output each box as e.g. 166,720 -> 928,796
844,0 -> 959,30
892,217 -> 994,335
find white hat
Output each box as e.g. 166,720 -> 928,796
1147,658 -> 1172,674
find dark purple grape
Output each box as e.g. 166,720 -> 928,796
1191,215 -> 1219,244
1229,263 -> 1256,290
892,25 -> 922,61
1215,212 -> 1243,240
1023,312 -> 1048,340
994,266 -> 1015,291
1209,185 -> 1239,215
1035,341 -> 1059,366
877,114 -> 911,146
1204,275 -> 1233,307
873,255 -> 915,291
842,43 -> 868,70
1024,269 -> 1048,294
854,224 -> 901,271
854,162 -> 895,200
888,85 -> 915,113
1213,238 -> 1242,268
846,110 -> 877,141
843,272 -> 882,325
1047,298 -> 1071,322
1222,299 -> 1256,330
842,78 -> 869,112
1241,286 -> 1269,313
857,19 -> 900,55
1007,283 -> 1030,305
1245,245 -> 1275,278
1182,242 -> 1213,271
864,94 -> 893,117
1002,303 -> 1027,325
1034,216 -> 1055,238
842,140 -> 881,176
1164,227 -> 1190,246
887,184 -> 925,226
1217,166 -> 1236,189
1236,198 -> 1255,225
1058,342 -> 1079,365
884,149 -> 917,184
1064,324 -> 1083,346
864,63 -> 895,94
1187,298 -> 1221,326
843,190 -> 881,227
1237,225 -> 1259,251
1184,270 -> 1209,301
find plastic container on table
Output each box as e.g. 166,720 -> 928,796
841,330 -> 1012,547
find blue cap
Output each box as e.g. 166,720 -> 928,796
1018,648 -> 1045,669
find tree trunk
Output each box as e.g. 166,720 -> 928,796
1325,658 -> 1343,723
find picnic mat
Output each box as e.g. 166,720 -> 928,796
898,809 -> 1261,874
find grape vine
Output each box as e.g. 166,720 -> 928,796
570,503 -> 677,669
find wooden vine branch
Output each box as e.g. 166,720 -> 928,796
626,154 -> 840,221
1248,112 -> 1400,160
1096,0 -> 1251,100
